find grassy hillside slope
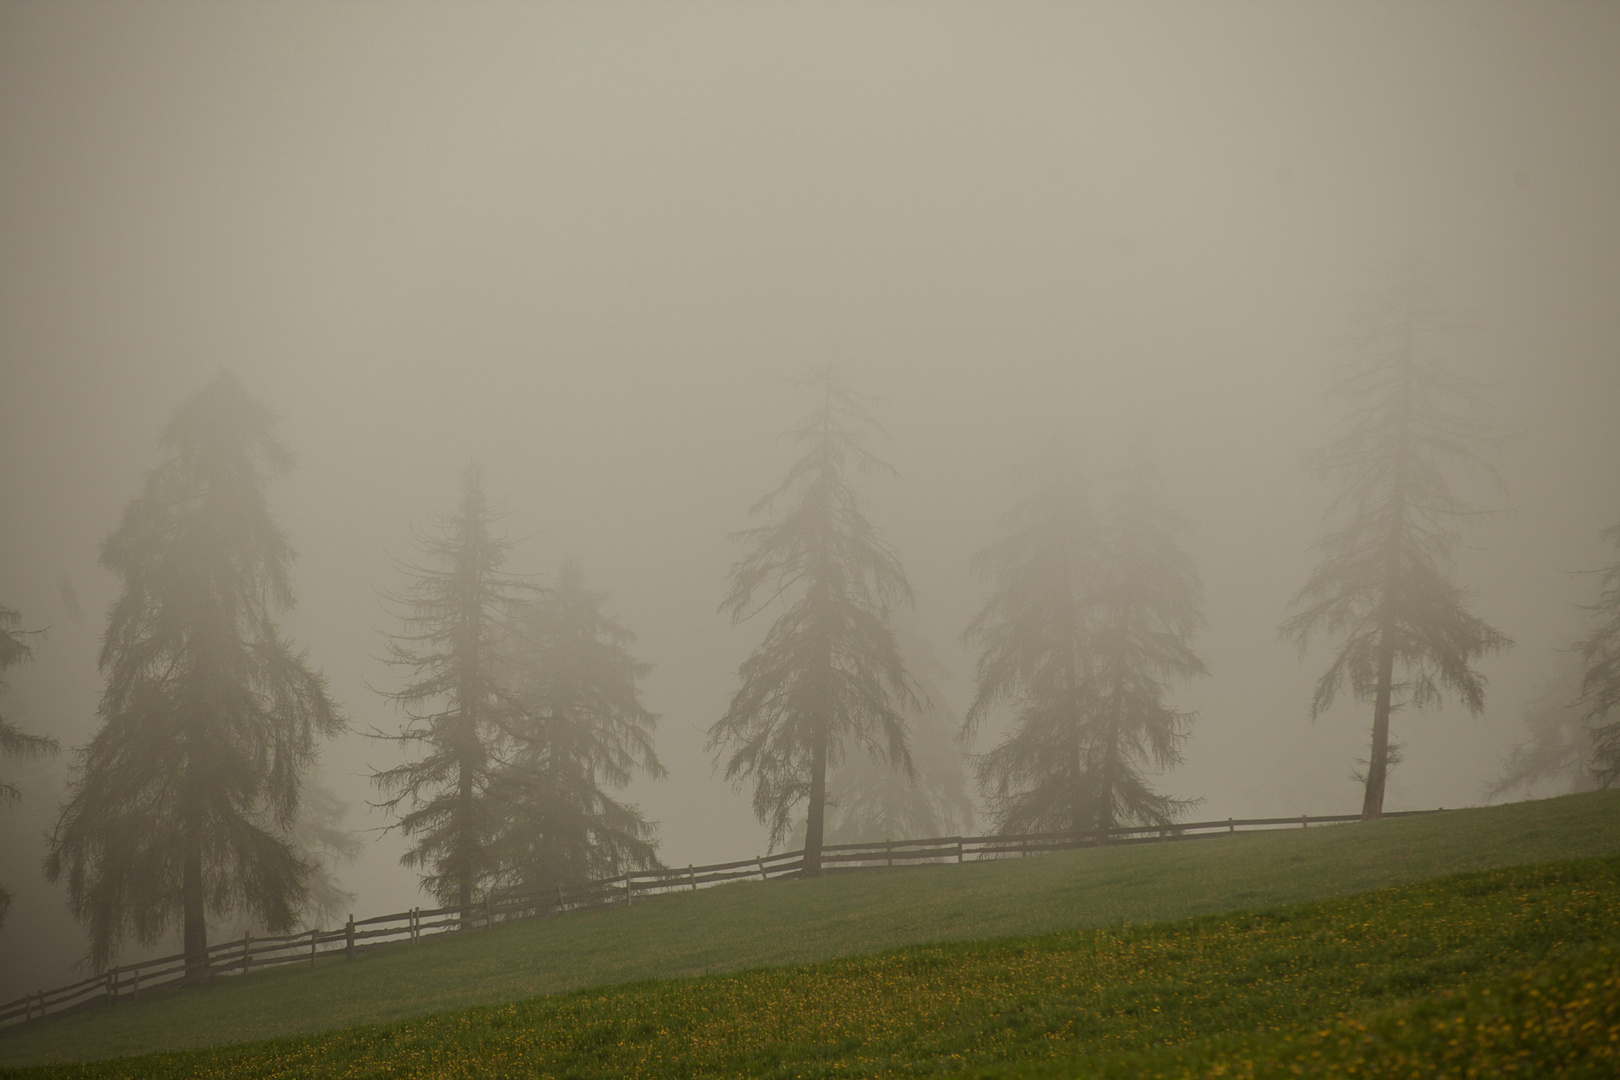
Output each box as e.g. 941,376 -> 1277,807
1,789 -> 1616,1067
8,855 -> 1619,1079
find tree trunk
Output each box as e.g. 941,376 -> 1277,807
1066,646 -> 1087,838
1363,638 -> 1396,819
182,817 -> 208,981
800,388 -> 834,880
1070,706 -> 1084,838
1099,671 -> 1125,836
455,490 -> 483,919
457,750 -> 474,914
1363,514 -> 1405,820
1364,314 -> 1415,822
804,722 -> 827,877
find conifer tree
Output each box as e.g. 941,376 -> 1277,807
1084,440 -> 1207,830
46,374 -> 341,976
373,463 -> 529,911
491,559 -> 664,895
1484,653 -> 1596,801
1282,270 -> 1511,819
212,778 -> 360,939
965,437 -> 1204,836
709,368 -> 917,875
1578,522 -> 1620,786
289,780 -> 362,930
813,627 -> 974,845
1,605 -> 57,931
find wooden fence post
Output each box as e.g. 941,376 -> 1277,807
345,914 -> 354,960
886,839 -> 893,867
556,885 -> 565,913
242,932 -> 251,975
1301,814 -> 1308,829
133,966 -> 141,999
757,856 -> 767,881
957,838 -> 964,864
624,876 -> 632,906
689,864 -> 696,891
1229,817 -> 1234,833
310,926 -> 319,966
105,970 -> 115,1007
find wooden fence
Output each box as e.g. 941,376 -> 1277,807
0,807 -> 1441,1029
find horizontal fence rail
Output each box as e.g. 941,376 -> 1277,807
0,807 -> 1442,1029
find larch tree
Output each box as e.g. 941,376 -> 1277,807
1577,522 -> 1620,786
213,777 -> 360,940
288,779 -> 362,930
965,440 -> 1103,835
709,368 -> 917,875
373,462 -> 530,912
1282,270 -> 1511,820
1484,652 -> 1598,802
965,436 -> 1204,836
491,558 -> 664,895
45,374 -> 342,977
1083,438 -> 1206,831
1,605 -> 58,931
811,626 -> 974,846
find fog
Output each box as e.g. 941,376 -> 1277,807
2,2 -> 1617,998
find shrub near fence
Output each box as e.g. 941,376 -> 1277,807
0,808 -> 1441,1029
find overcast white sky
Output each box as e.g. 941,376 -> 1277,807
2,1 -> 1618,995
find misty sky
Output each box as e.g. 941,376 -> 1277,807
2,2 -> 1618,996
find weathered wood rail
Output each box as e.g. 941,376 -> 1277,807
0,807 -> 1441,1028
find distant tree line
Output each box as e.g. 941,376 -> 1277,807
2,265 -> 1616,977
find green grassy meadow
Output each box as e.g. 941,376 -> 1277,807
7,855 -> 1619,1079
1,790 -> 1617,1073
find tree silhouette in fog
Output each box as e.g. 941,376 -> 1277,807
1283,268 -> 1511,820
490,559 -> 664,896
209,777 -> 361,942
810,625 -> 974,846
373,463 -> 530,912
1,604 -> 57,932
288,780 -> 362,930
1578,521 -> 1620,786
1485,652 -> 1599,801
709,368 -> 917,875
966,436 -> 1204,836
46,374 -> 342,976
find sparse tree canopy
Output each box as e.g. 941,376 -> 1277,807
46,374 -> 342,975
289,780 -> 362,930
373,462 -> 530,911
1,604 -> 59,931
811,626 -> 974,846
1484,651 -> 1600,802
1578,522 -> 1620,787
491,559 -> 664,895
709,368 -> 917,875
0,605 -> 56,807
1282,268 -> 1511,819
966,436 -> 1204,836
212,777 -> 361,941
